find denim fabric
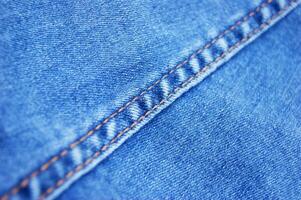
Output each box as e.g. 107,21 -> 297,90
59,6 -> 301,199
0,0 -> 300,199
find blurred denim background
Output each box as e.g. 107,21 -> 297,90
0,0 -> 300,199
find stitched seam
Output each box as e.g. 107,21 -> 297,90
0,0 -> 295,199
38,2 -> 297,199
0,1 -> 275,198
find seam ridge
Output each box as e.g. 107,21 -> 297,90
38,1 -> 301,199
1,0 -> 299,199
3,0 -> 274,191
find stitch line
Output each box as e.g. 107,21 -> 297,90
1,1 -> 276,197
39,2 -> 296,199
0,0 -> 287,199
0,0 -> 292,199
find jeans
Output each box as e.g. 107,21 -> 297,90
1,0 -> 300,199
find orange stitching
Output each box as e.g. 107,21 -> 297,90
38,2 -> 297,199
0,0 -> 286,199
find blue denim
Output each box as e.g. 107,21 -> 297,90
0,0 -> 300,199
58,5 -> 301,199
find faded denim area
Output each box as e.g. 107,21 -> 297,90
0,0 -> 267,194
1,0 -> 301,199
59,6 -> 301,200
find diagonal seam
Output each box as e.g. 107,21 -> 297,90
0,0 -> 299,199
0,0 -> 275,194
40,1 -> 301,199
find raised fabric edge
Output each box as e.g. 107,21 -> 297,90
1,0 -> 300,199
